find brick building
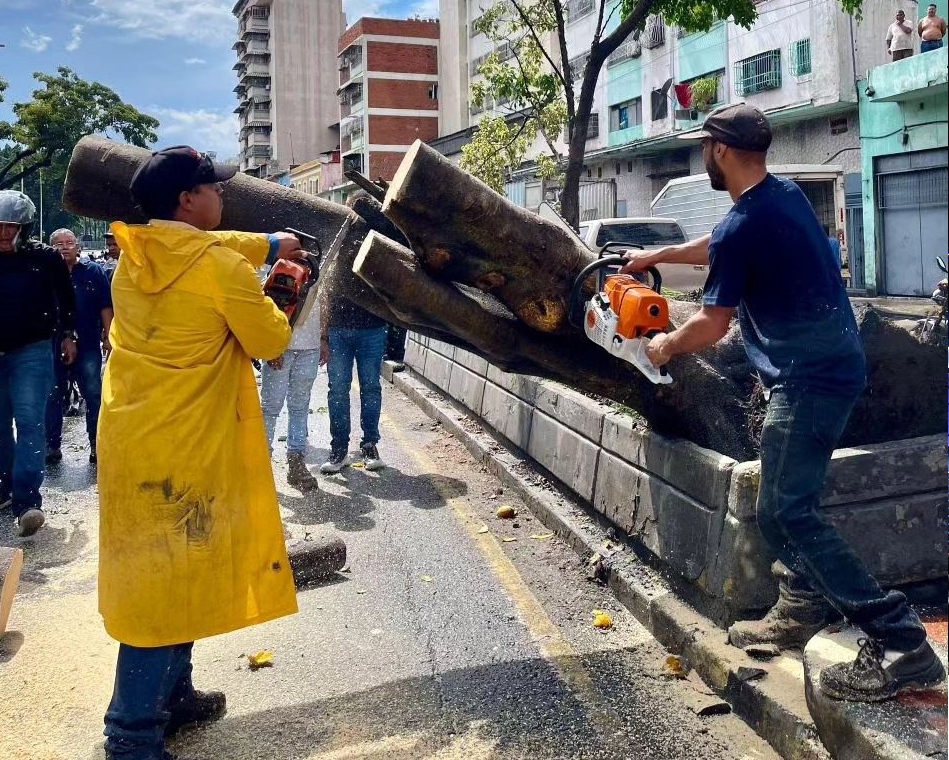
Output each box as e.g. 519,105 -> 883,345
336,17 -> 439,185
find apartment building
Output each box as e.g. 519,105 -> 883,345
232,0 -> 343,177
336,17 -> 440,185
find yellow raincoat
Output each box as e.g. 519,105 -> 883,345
98,220 -> 297,647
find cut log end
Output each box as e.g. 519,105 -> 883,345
0,546 -> 24,637
382,138 -> 424,215
516,297 -> 569,333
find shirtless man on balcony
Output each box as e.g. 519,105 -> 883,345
918,4 -> 947,53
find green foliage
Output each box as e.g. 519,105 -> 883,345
689,76 -> 720,111
0,67 -> 159,190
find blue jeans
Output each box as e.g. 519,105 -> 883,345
46,344 -> 103,449
0,340 -> 53,516
260,349 -> 321,454
104,642 -> 195,760
758,387 -> 926,651
327,327 -> 386,454
921,39 -> 943,53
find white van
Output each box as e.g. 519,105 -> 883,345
577,217 -> 707,292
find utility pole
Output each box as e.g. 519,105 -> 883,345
38,168 -> 44,241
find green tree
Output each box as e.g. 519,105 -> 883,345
0,67 -> 159,191
463,0 -> 862,227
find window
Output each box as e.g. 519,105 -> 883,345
733,49 -> 782,96
568,51 -> 591,81
830,116 -> 849,135
643,15 -> 665,49
608,37 -> 641,66
565,0 -> 595,22
587,113 -> 600,140
681,70 -> 726,112
610,98 -> 642,131
594,221 -> 687,248
789,38 -> 812,76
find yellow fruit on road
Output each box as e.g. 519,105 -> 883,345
496,505 -> 517,519
592,612 -> 613,629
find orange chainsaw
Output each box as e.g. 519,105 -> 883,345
263,227 -> 322,327
569,249 -> 672,385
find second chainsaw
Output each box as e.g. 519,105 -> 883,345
569,250 -> 673,385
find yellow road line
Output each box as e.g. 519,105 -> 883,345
381,412 -> 623,735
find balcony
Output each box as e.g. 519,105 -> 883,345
643,15 -> 665,49
565,0 -> 594,23
734,49 -> 782,96
244,145 -> 272,158
608,38 -> 641,66
241,63 -> 270,78
242,41 -> 269,56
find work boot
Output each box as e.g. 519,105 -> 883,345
820,638 -> 946,702
15,508 -> 46,538
728,562 -> 839,651
89,444 -> 97,465
286,452 -> 319,492
165,689 -> 227,737
45,447 -> 62,466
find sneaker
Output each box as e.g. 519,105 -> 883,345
819,638 -> 946,702
361,444 -> 386,471
286,452 -> 320,492
89,444 -> 97,465
45,447 -> 63,466
15,508 -> 45,538
320,450 -> 351,474
165,689 -> 227,737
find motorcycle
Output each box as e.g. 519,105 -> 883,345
920,255 -> 948,346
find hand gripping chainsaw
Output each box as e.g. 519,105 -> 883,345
568,246 -> 673,385
263,227 -> 322,327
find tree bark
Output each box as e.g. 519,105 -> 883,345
0,547 -> 24,636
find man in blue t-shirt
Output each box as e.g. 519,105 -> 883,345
46,228 -> 113,465
621,104 -> 944,703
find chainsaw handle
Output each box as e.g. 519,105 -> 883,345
568,256 -> 663,329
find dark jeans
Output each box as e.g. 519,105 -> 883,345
104,642 -> 195,760
891,48 -> 913,61
757,387 -> 926,651
0,340 -> 53,516
921,39 -> 944,53
46,345 -> 102,449
327,326 -> 387,453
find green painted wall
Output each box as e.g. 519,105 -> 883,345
858,48 -> 949,293
677,22 -> 726,82
608,123 -> 645,146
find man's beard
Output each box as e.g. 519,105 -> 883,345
706,153 -> 727,191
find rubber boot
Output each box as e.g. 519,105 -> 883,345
728,562 -> 839,651
287,452 -> 320,493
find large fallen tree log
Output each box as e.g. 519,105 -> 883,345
63,137 -> 944,461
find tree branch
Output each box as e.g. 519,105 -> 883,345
0,146 -> 39,184
0,149 -> 53,191
510,0 -> 569,93
552,0 -> 575,125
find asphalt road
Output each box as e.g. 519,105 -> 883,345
0,373 -> 779,760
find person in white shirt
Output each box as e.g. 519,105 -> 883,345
259,291 -> 324,492
886,9 -> 915,61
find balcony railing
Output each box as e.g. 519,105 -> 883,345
565,0 -> 595,22
643,15 -> 665,49
586,113 -> 599,140
608,38 -> 641,66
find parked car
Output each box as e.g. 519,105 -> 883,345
577,217 -> 707,292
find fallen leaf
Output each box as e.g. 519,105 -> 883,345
351,461 -> 365,469
477,525 -> 490,534
247,650 -> 274,670
530,533 -> 554,540
593,612 -> 613,629
501,537 -> 517,543
420,575 -> 434,583
496,505 -> 517,519
663,655 -> 687,678
355,588 -> 368,595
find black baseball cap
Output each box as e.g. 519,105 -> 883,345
130,145 -> 238,214
677,103 -> 772,152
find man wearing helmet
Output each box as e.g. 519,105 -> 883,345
0,189 -> 77,537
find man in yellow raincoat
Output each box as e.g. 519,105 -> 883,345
99,146 -> 303,760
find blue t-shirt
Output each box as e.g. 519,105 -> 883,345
703,174 -> 866,395
71,258 -> 113,350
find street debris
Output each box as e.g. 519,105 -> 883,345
530,533 -> 554,540
744,643 -> 780,661
496,505 -> 517,519
246,650 -> 274,670
502,537 -> 517,543
735,666 -> 767,682
663,655 -> 688,679
592,610 -> 613,629
681,672 -> 732,717
420,575 -> 434,583
477,525 -> 490,534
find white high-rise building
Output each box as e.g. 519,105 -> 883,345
232,0 -> 344,177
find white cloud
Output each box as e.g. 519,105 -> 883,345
88,0 -> 234,43
149,106 -> 239,161
184,57 -> 207,65
66,24 -> 84,51
21,26 -> 52,52
342,0 -> 390,20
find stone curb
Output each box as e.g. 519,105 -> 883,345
387,364 -> 832,760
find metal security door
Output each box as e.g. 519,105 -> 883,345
878,149 -> 949,296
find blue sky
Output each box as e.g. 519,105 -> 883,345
0,0 -> 439,161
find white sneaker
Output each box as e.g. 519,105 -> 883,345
319,451 -> 352,474
361,444 -> 386,471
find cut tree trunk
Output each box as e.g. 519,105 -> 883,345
62,137 -> 945,462
0,546 -> 24,636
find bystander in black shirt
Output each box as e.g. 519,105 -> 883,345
0,239 -> 76,354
